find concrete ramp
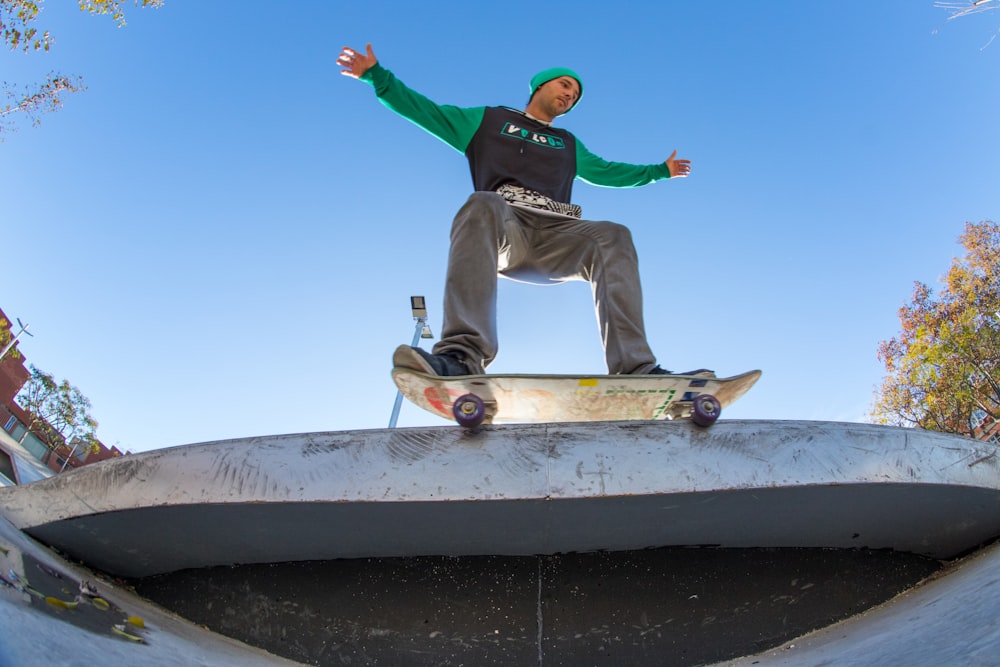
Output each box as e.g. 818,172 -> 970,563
0,512 -> 303,666
3,420 -> 1000,665
1,420 -> 999,578
721,539 -> 1000,666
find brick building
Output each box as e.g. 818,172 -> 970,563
1,307 -> 126,473
973,410 -> 1000,443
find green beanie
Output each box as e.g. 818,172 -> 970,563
529,67 -> 583,109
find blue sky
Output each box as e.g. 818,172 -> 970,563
2,2 -> 998,453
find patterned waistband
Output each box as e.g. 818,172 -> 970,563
496,184 -> 582,219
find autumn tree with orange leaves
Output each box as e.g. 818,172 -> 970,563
873,221 -> 1000,439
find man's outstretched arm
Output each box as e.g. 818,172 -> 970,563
336,43 -> 483,154
576,140 -> 692,187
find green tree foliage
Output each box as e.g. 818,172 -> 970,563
1,73 -> 86,130
873,221 -> 1000,438
16,364 -> 100,456
0,316 -> 23,361
1,0 -> 162,138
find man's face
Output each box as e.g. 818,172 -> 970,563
534,76 -> 581,118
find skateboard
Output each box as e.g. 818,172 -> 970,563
391,348 -> 761,428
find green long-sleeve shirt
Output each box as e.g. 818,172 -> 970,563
361,63 -> 672,204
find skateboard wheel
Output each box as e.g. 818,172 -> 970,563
691,394 -> 721,427
453,393 -> 486,428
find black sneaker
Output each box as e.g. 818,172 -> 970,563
393,345 -> 473,377
647,365 -> 716,378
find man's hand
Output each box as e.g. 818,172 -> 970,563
665,149 -> 691,178
337,43 -> 378,79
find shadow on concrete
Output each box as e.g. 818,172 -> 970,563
132,547 -> 940,666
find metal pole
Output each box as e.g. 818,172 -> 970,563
59,433 -> 79,473
388,316 -> 427,428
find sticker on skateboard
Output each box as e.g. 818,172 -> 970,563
391,355 -> 761,428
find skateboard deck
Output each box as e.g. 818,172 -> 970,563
392,360 -> 761,427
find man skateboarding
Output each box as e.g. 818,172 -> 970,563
338,43 -> 709,378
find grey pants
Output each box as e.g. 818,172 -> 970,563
433,192 -> 658,375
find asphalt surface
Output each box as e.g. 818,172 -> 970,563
133,547 -> 940,666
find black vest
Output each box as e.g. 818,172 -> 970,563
465,107 -> 578,203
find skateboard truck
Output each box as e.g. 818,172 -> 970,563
451,390 -> 720,429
